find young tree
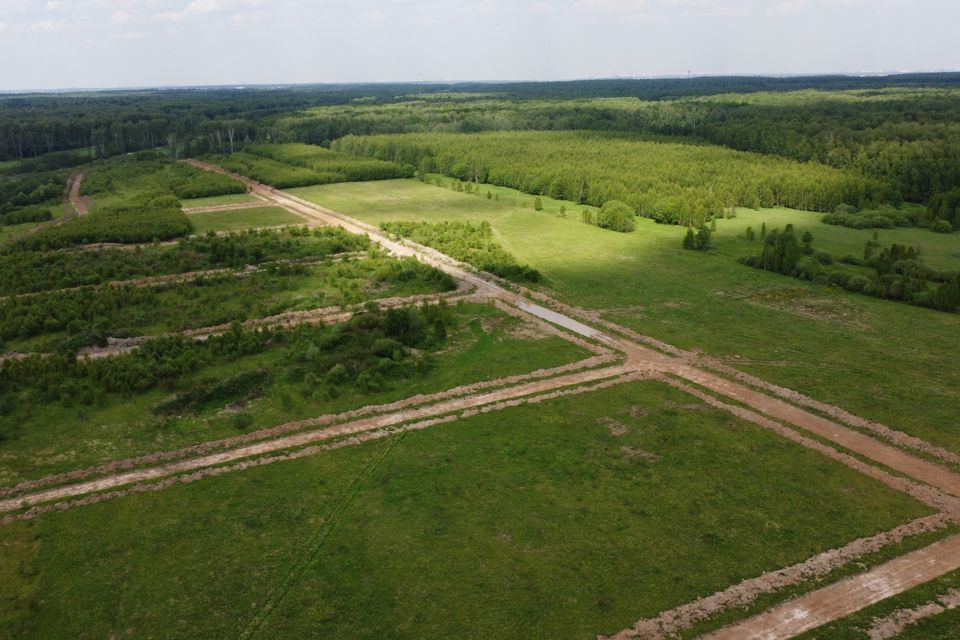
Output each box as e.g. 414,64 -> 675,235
760,222 -> 768,240
683,228 -> 696,250
745,226 -> 756,241
534,197 -> 543,211
696,225 -> 712,251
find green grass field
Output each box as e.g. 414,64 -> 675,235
0,303 -> 590,485
187,206 -> 304,233
180,192 -> 257,208
0,380 -> 931,639
288,179 -> 960,454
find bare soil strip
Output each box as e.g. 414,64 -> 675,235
866,587 -> 960,640
0,371 -> 645,526
697,359 -> 960,467
68,172 -> 89,216
602,514 -> 954,640
658,378 -> 960,514
700,535 -> 960,640
0,363 -> 638,515
183,199 -> 270,214
665,365 -> 960,497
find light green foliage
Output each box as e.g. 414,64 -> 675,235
187,207 -> 303,233
332,131 -> 887,226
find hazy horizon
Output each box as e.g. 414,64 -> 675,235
1,0 -> 959,91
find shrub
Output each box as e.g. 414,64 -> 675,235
932,219 -> 954,233
828,271 -> 852,288
846,276 -> 870,292
597,200 -> 635,233
813,250 -> 834,265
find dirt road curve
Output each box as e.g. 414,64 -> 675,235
702,534 -> 960,640
68,172 -> 89,215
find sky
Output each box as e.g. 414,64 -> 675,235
0,0 -> 958,91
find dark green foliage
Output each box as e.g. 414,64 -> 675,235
81,153 -> 244,200
0,303 -> 453,423
822,204 -> 916,230
927,188 -> 960,230
533,197 -> 543,211
682,226 -> 711,251
0,228 -> 369,296
380,220 -> 541,282
10,207 -> 193,251
154,368 -> 272,415
745,226 -> 756,241
0,170 -> 65,220
1,206 -> 53,226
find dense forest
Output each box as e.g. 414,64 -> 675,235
4,76 -> 960,210
337,131 -> 889,226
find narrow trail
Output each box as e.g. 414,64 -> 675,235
68,172 -> 89,215
701,535 -> 960,640
6,160 -> 957,637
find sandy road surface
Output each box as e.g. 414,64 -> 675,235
703,534 -> 960,640
68,172 -> 89,215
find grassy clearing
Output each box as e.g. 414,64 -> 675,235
288,179 -> 960,454
180,192 -> 256,208
0,303 -> 589,484
187,206 -> 304,233
0,379 -> 930,639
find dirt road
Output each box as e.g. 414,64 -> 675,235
67,172 -> 89,215
702,534 -> 960,639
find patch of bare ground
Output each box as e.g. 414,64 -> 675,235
742,287 -> 868,328
0,353 -> 618,500
597,416 -> 631,436
602,514 -> 954,640
866,587 -> 960,640
620,446 -> 658,461
0,370 -> 647,525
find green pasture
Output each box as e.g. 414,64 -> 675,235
187,206 -> 303,233
180,192 -> 257,208
0,380 -> 931,639
288,179 -> 960,454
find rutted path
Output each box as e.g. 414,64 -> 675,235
701,535 -> 960,640
68,172 -> 90,215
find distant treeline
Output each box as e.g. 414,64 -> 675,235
337,131 -> 889,226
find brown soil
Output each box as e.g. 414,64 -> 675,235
866,587 -> 960,639
603,514 -> 954,640
701,535 -> 960,640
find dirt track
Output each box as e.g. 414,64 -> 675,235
5,160 -> 960,636
702,535 -> 960,639
68,172 -> 89,215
